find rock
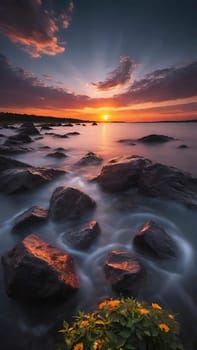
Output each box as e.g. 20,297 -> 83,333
64,221 -> 101,249
138,162 -> 197,208
92,122 -> 97,125
133,220 -> 177,259
46,151 -> 67,158
40,146 -> 51,149
20,122 -> 40,135
96,156 -> 150,192
178,144 -> 188,149
104,250 -> 145,295
0,146 -> 32,154
137,134 -> 175,143
55,147 -> 66,151
76,152 -> 103,166
82,124 -> 86,126
64,123 -> 73,127
66,132 -> 80,136
12,206 -> 48,232
0,155 -> 29,172
0,167 -> 65,194
118,139 -> 136,146
54,134 -> 68,138
40,125 -> 53,130
96,156 -> 197,207
1,234 -> 79,300
4,133 -> 32,145
49,187 -> 96,221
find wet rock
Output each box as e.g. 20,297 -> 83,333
54,133 -> 68,138
137,134 -> 175,143
20,122 -> 40,135
0,167 -> 65,194
40,146 -> 51,149
104,250 -> 145,296
118,139 -> 136,146
64,221 -> 101,249
66,132 -> 80,136
1,234 -> 79,300
92,122 -> 97,125
178,144 -> 188,149
76,152 -> 103,166
64,123 -> 73,127
49,186 -> 96,221
0,155 -> 29,172
138,162 -> 197,208
4,133 -> 32,145
55,147 -> 66,151
96,156 -> 150,192
40,125 -> 53,130
133,220 -> 177,259
46,151 -> 67,158
82,124 -> 86,126
96,156 -> 197,207
12,206 -> 48,232
34,136 -> 44,140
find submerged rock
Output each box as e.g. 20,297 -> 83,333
178,144 -> 188,149
104,250 -> 145,296
133,220 -> 177,259
137,134 -> 175,143
12,206 -> 48,232
46,151 -> 67,158
49,186 -> 96,221
76,152 -> 103,166
1,234 -> 79,300
0,167 -> 65,194
66,132 -> 80,136
118,139 -> 136,146
64,220 -> 101,249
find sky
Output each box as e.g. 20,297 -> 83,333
0,0 -> 197,121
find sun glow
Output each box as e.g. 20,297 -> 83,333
103,115 -> 109,121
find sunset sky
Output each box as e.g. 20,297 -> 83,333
0,0 -> 197,121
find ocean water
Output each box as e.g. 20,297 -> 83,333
0,122 -> 197,350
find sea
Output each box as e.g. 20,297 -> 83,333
0,122 -> 197,350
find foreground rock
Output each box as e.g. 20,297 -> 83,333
19,122 -> 40,135
49,187 -> 96,221
104,250 -> 145,296
137,134 -> 175,143
0,162 -> 65,194
1,234 -> 79,300
133,220 -> 177,259
0,155 -> 29,172
12,206 -> 48,232
4,133 -> 32,146
76,152 -> 103,166
96,156 -> 197,207
64,221 -> 101,249
96,156 -> 150,192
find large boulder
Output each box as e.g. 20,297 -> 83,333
4,133 -> 32,145
96,156 -> 197,207
49,187 -> 96,221
104,250 -> 145,296
12,206 -> 48,232
137,134 -> 175,143
76,152 -> 103,166
133,220 -> 177,259
96,156 -> 150,192
1,234 -> 79,300
0,167 -> 65,194
64,221 -> 101,249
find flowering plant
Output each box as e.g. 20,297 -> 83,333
57,298 -> 183,350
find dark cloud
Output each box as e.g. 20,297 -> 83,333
0,54 -> 90,109
0,0 -> 74,57
91,56 -> 136,91
115,61 -> 197,105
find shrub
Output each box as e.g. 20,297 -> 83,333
57,297 -> 183,350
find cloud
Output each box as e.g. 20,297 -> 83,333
91,56 -> 136,91
115,61 -> 197,105
0,0 -> 74,57
0,54 -> 90,109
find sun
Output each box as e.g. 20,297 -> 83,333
103,115 -> 109,121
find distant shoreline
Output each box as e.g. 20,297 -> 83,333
0,112 -> 197,124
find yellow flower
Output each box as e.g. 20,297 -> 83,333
81,320 -> 89,326
159,323 -> 170,333
74,343 -> 84,350
99,301 -> 108,309
108,300 -> 120,308
138,308 -> 150,315
168,314 -> 174,319
152,303 -> 162,310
